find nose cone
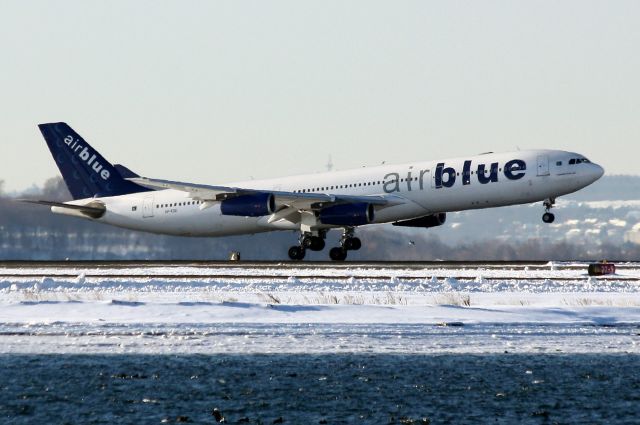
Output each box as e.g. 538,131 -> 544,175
591,163 -> 605,182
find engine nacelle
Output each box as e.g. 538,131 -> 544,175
319,203 -> 375,226
392,213 -> 446,228
220,193 -> 275,217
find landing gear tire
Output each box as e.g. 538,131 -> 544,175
288,246 -> 306,261
302,236 -> 325,251
542,198 -> 556,224
329,247 -> 348,261
343,237 -> 361,251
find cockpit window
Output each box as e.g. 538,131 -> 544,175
569,157 -> 591,165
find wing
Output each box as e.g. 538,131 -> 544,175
127,177 -> 404,224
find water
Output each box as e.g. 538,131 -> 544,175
1,354 -> 639,424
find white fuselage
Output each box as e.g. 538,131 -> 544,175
53,149 -> 604,237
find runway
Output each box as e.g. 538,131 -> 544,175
1,260 -> 638,281
1,261 -> 639,354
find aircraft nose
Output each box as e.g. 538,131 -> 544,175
592,163 -> 605,181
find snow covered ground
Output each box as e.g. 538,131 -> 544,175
1,262 -> 639,354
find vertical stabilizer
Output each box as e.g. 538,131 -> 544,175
38,122 -> 151,199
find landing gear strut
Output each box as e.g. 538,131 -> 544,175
288,231 -> 326,261
329,229 -> 362,261
542,198 -> 555,223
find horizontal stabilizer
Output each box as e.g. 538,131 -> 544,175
17,199 -> 106,219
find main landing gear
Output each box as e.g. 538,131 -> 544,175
542,198 -> 555,223
288,232 -> 326,261
329,229 -> 361,261
287,229 -> 362,261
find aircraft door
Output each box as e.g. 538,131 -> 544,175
536,155 -> 550,176
142,197 -> 154,218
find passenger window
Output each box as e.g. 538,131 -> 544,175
556,161 -> 562,166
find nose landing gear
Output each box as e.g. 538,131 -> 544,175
542,198 -> 555,223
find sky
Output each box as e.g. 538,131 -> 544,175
1,0 -> 639,192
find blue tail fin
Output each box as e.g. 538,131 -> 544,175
38,122 -> 151,200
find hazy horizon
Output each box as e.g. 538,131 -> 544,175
1,1 -> 638,191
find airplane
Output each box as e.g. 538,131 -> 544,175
22,122 -> 604,261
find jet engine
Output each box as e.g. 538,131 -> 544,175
220,193 -> 275,217
319,203 -> 375,226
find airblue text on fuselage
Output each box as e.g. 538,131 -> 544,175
382,159 -> 526,193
